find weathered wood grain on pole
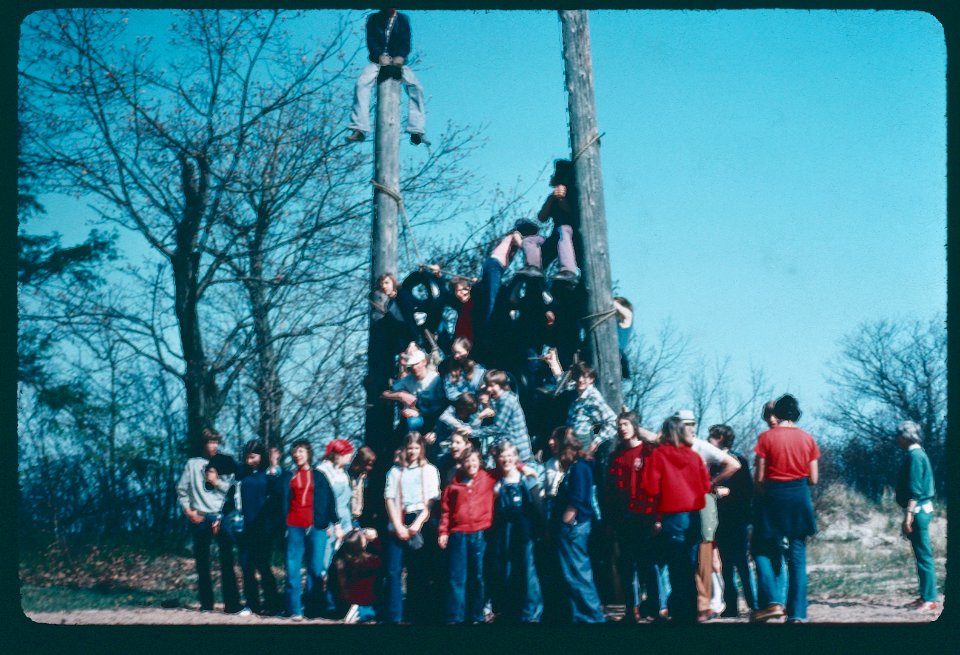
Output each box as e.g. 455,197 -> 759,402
559,10 -> 623,414
366,70 -> 401,454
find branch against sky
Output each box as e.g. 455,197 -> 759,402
19,9 -> 359,450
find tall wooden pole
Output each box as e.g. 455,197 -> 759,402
559,10 -> 623,414
365,69 -> 401,498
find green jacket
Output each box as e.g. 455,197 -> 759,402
895,446 -> 934,508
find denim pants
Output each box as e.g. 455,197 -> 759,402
348,62 -> 425,134
658,511 -> 700,623
555,520 -> 605,623
615,514 -> 660,616
446,531 -> 487,623
753,535 -> 808,620
285,525 -> 328,617
716,521 -> 757,613
908,508 -> 937,602
476,257 -> 504,340
490,524 -> 543,622
191,517 -> 241,612
237,528 -> 282,614
382,513 -> 436,623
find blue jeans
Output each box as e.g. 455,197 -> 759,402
555,520 -> 605,623
716,522 -> 757,613
348,62 -> 426,134
754,535 -> 808,620
476,257 -> 504,339
382,514 -> 437,623
446,531 -> 487,623
489,524 -> 543,622
658,511 -> 700,623
907,509 -> 937,602
615,514 -> 661,617
285,525 -> 328,617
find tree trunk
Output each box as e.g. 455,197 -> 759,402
173,151 -> 217,453
247,208 -> 284,452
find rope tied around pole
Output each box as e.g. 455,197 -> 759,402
573,130 -> 604,162
371,179 -> 423,267
582,306 -> 618,336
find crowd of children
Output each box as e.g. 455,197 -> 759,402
178,380 -> 830,625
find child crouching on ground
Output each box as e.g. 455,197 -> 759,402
330,528 -> 382,623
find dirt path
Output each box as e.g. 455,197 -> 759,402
26,592 -> 942,625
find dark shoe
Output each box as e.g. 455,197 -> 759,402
720,609 -> 739,618
552,269 -> 578,281
750,604 -> 785,622
516,265 -> 544,278
698,610 -> 719,623
346,130 -> 366,143
410,132 -> 424,145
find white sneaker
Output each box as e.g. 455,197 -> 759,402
343,605 -> 361,624
238,607 -> 253,617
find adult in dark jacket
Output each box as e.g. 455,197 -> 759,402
282,439 -> 340,619
224,439 -> 284,616
894,420 -> 938,612
707,424 -> 757,618
346,9 -> 426,145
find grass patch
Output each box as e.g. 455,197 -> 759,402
21,585 -> 196,614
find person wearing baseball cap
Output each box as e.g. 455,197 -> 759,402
382,346 -> 446,434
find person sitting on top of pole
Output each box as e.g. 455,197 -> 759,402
346,8 -> 427,146
519,160 -> 580,282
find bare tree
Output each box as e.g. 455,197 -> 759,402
621,319 -> 689,427
20,9 -> 361,451
823,316 -> 946,498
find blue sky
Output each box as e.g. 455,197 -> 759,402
25,9 -> 947,431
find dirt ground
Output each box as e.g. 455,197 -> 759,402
26,591 -> 943,625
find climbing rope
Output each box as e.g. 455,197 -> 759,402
581,306 -> 618,335
573,131 -> 604,162
371,179 -> 424,267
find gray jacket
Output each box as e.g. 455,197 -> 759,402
176,457 -> 234,515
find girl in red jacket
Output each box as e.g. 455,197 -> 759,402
641,415 -> 711,623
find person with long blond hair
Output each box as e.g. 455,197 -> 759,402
382,432 -> 441,624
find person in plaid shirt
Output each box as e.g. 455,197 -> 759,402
566,363 -> 617,453
472,370 -> 535,464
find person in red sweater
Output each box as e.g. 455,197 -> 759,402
641,415 -> 711,623
606,410 -> 661,622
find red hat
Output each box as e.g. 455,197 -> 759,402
325,438 -> 355,458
